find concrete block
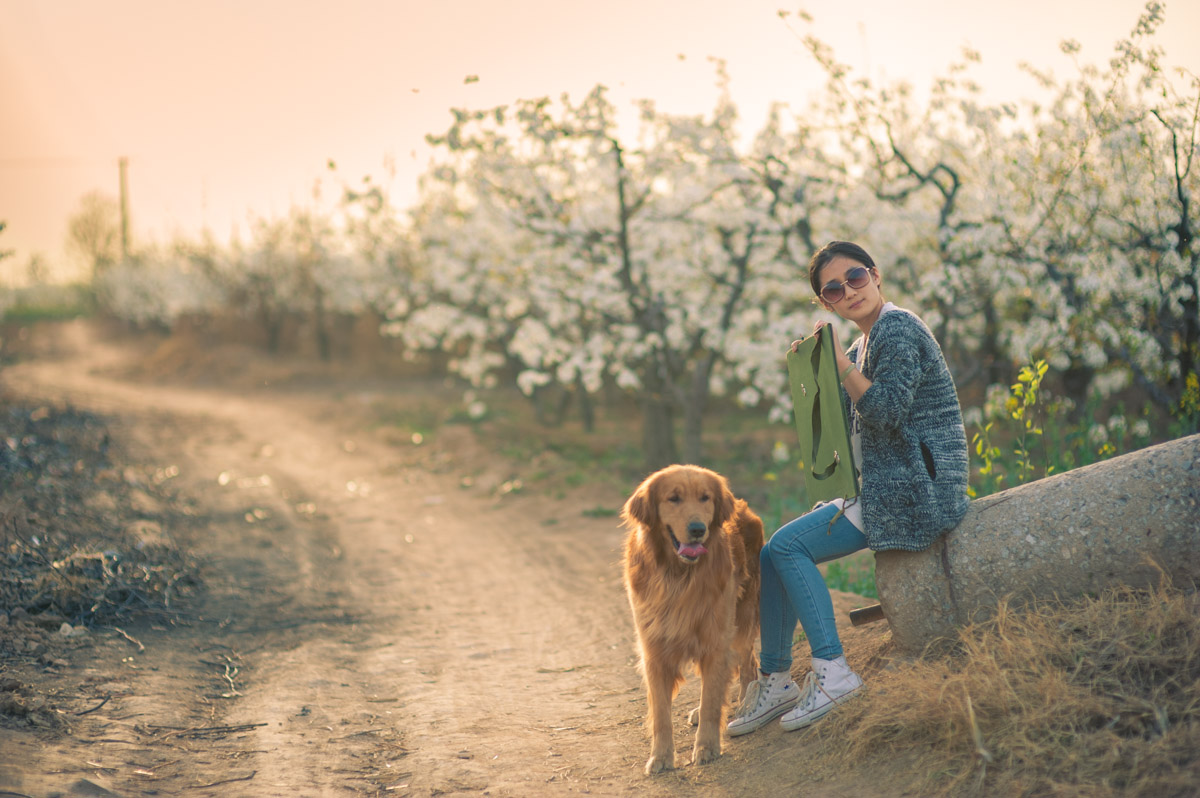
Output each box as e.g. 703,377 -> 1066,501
875,433 -> 1200,653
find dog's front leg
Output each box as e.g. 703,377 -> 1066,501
692,649 -> 733,765
643,659 -> 677,775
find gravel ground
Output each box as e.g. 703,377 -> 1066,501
0,397 -> 197,730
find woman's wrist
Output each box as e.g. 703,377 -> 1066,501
840,363 -> 856,381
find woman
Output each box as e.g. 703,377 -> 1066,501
728,241 -> 969,735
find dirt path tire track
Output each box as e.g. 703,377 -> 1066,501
1,321 -> 893,798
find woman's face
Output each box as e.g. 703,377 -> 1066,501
818,255 -> 884,326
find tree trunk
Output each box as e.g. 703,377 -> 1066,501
314,287 -> 331,362
532,384 -> 569,428
641,397 -> 678,471
681,404 -> 703,466
681,356 -> 714,465
261,305 -> 282,354
576,376 -> 595,433
1060,362 -> 1096,410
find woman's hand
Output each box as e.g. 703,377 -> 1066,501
813,321 -> 853,374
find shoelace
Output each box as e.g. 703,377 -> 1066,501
732,679 -> 766,719
796,671 -> 826,710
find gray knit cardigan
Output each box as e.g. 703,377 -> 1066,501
844,308 -> 969,551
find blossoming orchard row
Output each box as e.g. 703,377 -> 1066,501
91,7 -> 1197,464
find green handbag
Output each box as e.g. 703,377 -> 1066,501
786,326 -> 859,505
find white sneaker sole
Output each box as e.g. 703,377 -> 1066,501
727,695 -> 799,737
779,684 -> 862,731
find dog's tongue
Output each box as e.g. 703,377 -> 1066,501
678,542 -> 708,558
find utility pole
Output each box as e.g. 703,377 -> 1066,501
118,156 -> 130,260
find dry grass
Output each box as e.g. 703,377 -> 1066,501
1,399 -> 196,627
818,574 -> 1200,797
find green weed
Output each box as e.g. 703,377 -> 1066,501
968,359 -> 1164,500
582,506 -> 619,518
1174,371 -> 1200,437
822,555 -> 879,599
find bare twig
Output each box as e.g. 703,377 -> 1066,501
112,627 -> 144,652
331,728 -> 389,741
188,771 -> 256,789
157,722 -> 268,739
74,694 -> 112,716
220,659 -> 241,697
966,694 -> 993,764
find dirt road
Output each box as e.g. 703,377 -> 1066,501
0,321 -> 889,797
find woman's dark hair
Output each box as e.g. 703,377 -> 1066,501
808,241 -> 877,298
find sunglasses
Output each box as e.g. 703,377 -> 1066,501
820,265 -> 873,304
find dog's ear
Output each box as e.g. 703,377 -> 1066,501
622,475 -> 658,528
709,472 -> 736,529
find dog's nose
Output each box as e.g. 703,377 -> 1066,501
686,521 -> 706,539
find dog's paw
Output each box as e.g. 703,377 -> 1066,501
687,705 -> 701,726
644,753 -> 675,775
692,741 -> 720,766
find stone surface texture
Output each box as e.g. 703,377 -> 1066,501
874,433 -> 1200,653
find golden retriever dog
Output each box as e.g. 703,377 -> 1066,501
621,464 -> 764,775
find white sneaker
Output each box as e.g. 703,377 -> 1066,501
726,671 -> 800,737
779,656 -> 863,731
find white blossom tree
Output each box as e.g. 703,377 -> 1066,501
393,75 -> 852,467
793,1 -> 1198,413
86,1 -> 1195,462
93,237 -> 226,329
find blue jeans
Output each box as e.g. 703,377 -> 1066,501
759,502 -> 868,671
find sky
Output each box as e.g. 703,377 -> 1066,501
2,0 -> 1198,282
